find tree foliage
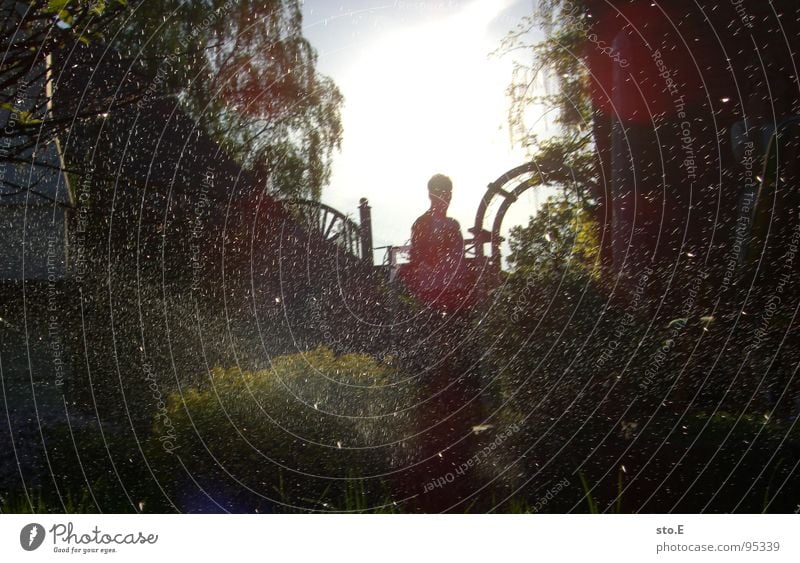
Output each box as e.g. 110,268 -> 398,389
496,1 -> 600,276
1,0 -> 343,200
507,190 -> 599,277
498,0 -> 590,148
118,0 -> 343,199
0,0 -> 134,158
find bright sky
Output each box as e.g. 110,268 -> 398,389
301,0 -> 542,259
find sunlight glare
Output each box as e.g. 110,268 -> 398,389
333,0 -> 522,247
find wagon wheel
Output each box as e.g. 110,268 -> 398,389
286,199 -> 363,261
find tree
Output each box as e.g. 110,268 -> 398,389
496,1 -> 611,273
118,0 -> 343,200
1,1 -> 343,201
0,0 -> 136,163
508,190 -> 599,278
498,0 -> 590,144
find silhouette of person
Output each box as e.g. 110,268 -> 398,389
403,174 -> 466,312
392,174 -> 485,512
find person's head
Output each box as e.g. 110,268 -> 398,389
427,173 -> 452,212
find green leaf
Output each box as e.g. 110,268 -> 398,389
667,318 -> 688,329
46,0 -> 70,13
90,0 -> 106,16
56,9 -> 74,26
0,104 -> 41,125
18,111 -> 42,125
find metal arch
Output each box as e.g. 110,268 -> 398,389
470,162 -> 558,261
286,199 -> 363,260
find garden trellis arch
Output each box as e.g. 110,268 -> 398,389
468,161 -> 571,265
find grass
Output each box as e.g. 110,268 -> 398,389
0,489 -> 96,514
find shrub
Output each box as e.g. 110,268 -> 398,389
149,347 -> 417,512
